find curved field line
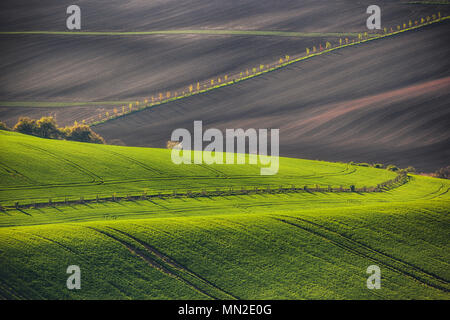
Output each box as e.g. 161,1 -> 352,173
0,30 -> 362,38
1,171 -> 409,208
0,161 -> 36,184
0,158 -> 355,192
0,170 -> 349,192
87,226 -> 224,300
433,187 -> 450,199
28,233 -> 81,256
273,216 -> 449,292
194,163 -> 228,177
101,149 -> 163,175
0,172 -> 341,193
422,183 -> 450,200
107,226 -> 238,299
288,216 -> 450,284
16,142 -> 103,184
0,281 -> 28,300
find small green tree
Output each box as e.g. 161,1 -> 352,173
0,121 -> 10,131
65,124 -> 104,144
35,117 -> 61,139
405,166 -> 416,173
13,117 -> 37,135
386,164 -> 399,172
434,166 -> 450,179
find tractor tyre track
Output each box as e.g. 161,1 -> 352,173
87,226 -> 234,300
273,216 -> 449,292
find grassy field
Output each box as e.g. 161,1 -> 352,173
0,130 -> 397,206
0,131 -> 449,299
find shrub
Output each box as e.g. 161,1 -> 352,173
356,163 -> 370,167
0,121 -> 10,131
65,124 -> 104,144
166,140 -> 181,149
12,116 -> 104,144
13,117 -> 37,135
387,164 -> 399,172
35,117 -> 61,139
404,166 -> 416,173
373,163 -> 384,169
434,166 -> 450,179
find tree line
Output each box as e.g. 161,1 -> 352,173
0,117 -> 104,144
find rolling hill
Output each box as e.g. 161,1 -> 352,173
0,1 -> 449,301
0,131 -> 449,299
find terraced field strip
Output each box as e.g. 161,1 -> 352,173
85,14 -> 449,126
3,131 -> 400,206
274,216 -> 450,292
88,226 -> 236,300
2,172 -> 409,210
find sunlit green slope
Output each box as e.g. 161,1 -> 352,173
0,130 -> 448,299
0,130 -> 395,206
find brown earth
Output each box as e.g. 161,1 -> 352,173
92,21 -> 450,172
0,0 -> 449,171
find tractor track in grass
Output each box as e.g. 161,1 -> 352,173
17,142 -> 103,184
289,216 -> 450,284
0,167 -> 359,194
426,183 -> 450,199
195,163 -> 228,177
28,233 -> 81,257
0,172 -> 337,192
101,149 -> 163,175
106,226 -> 238,300
0,280 -> 28,300
0,161 -> 36,184
273,216 -> 450,292
87,227 -> 216,299
87,226 -> 236,300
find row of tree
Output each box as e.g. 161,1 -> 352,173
434,166 -> 450,180
0,117 -> 104,144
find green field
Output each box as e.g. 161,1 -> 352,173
0,131 -> 449,299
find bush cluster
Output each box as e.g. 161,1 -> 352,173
349,161 -> 416,174
4,117 -> 104,144
0,121 -> 9,131
434,166 -> 450,179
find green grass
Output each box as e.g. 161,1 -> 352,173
0,131 -> 449,299
0,130 -> 396,206
1,201 -> 448,299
